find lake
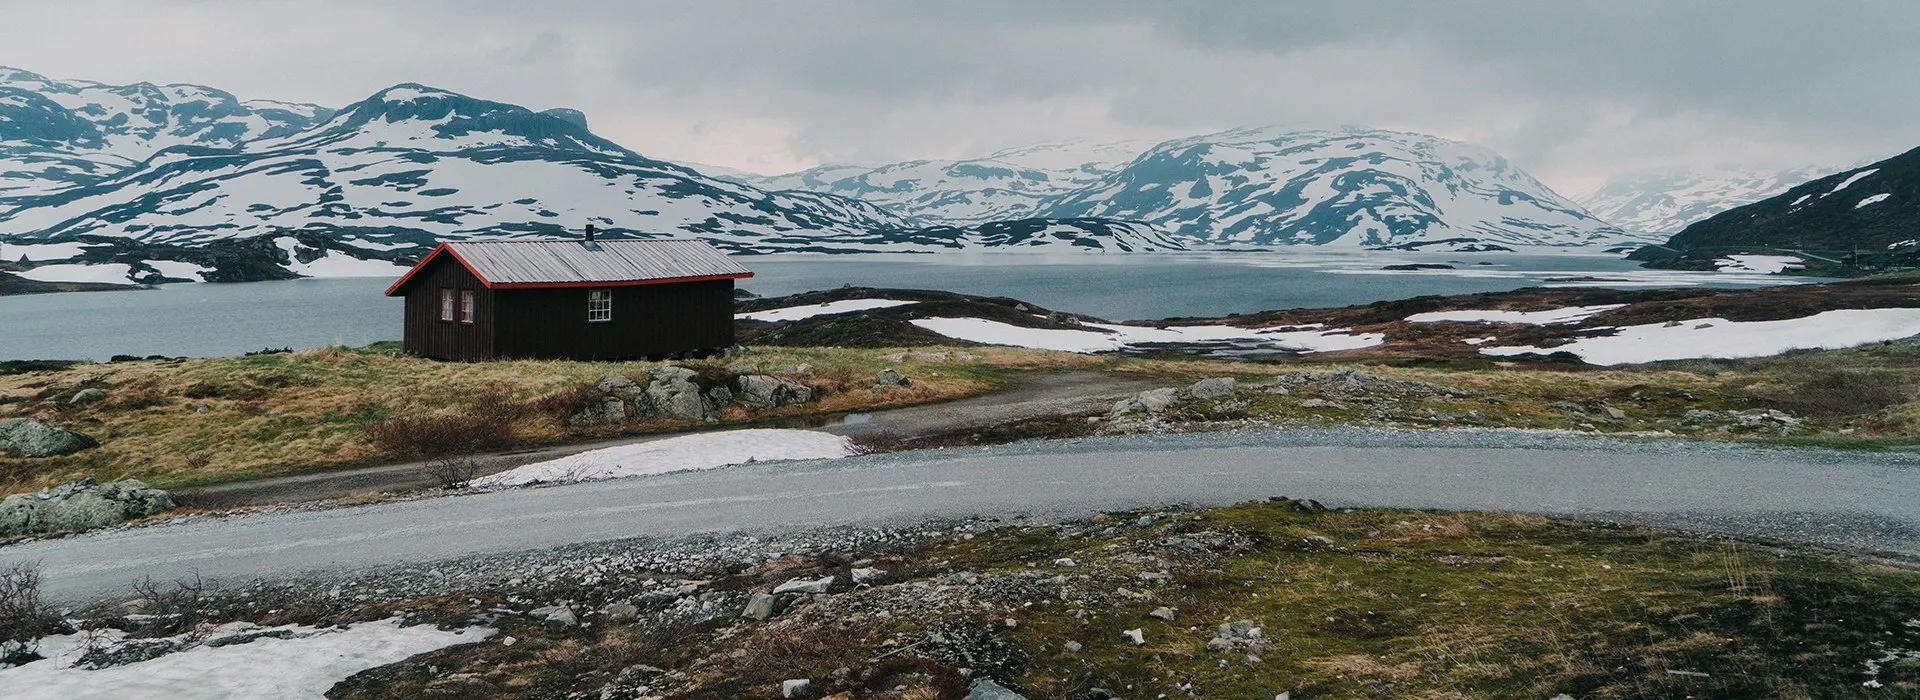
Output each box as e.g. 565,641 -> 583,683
0,251 -> 1808,360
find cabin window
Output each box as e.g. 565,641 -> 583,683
588,289 -> 613,322
439,288 -> 455,323
460,290 -> 477,325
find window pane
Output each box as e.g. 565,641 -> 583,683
588,289 -> 612,322
440,289 -> 454,321
460,291 -> 476,323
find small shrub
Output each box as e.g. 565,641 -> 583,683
424,457 -> 480,489
1743,369 -> 1914,420
364,389 -> 528,459
125,572 -> 210,639
1,562 -> 68,665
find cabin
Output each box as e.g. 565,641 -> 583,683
383,233 -> 752,362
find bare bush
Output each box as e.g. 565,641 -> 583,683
365,389 -> 527,459
1,562 -> 66,665
126,572 -> 210,639
1743,369 -> 1914,420
424,457 -> 480,489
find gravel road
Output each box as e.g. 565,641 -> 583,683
10,427 -> 1918,602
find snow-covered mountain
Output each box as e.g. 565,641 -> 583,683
1579,165 -> 1840,235
739,139 -> 1156,224
0,66 -> 333,198
1036,126 -> 1646,251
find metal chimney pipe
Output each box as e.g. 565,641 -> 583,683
584,223 -> 597,244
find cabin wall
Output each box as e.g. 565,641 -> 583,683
492,279 -> 735,360
400,256 -> 496,361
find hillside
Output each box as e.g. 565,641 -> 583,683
1579,164 -> 1836,235
1036,127 -> 1648,251
1629,147 -> 1920,271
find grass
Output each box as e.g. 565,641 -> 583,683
0,344 -> 1099,495
298,501 -> 1920,698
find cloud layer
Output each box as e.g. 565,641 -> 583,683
6,0 -> 1915,194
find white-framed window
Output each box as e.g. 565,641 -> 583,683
588,289 -> 613,322
439,288 -> 455,322
460,290 -> 477,325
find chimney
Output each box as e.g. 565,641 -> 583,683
582,223 -> 600,250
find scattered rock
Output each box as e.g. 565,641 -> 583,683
967,678 -> 1030,700
850,566 -> 885,583
0,478 -> 174,537
68,388 -> 108,405
601,602 -> 639,621
774,575 -> 835,594
1149,606 -> 1175,621
1052,558 -> 1077,567
635,366 -> 719,422
1135,515 -> 1155,527
781,678 -> 811,698
743,592 -> 779,620
0,418 -> 99,458
1186,377 -> 1237,400
1112,387 -> 1181,416
1122,628 -> 1145,646
1601,405 -> 1628,421
1298,398 -> 1346,410
528,605 -> 577,626
1063,641 -> 1083,653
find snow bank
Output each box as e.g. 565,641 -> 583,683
1857,193 -> 1892,208
13,263 -> 134,284
1404,304 -> 1625,325
1480,308 -> 1920,365
0,618 -> 491,700
474,428 -> 857,487
737,298 -> 917,322
907,317 -> 1383,354
1714,254 -> 1804,274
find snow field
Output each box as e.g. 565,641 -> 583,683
1404,304 -> 1625,325
1480,308 -> 1920,365
906,316 -> 1383,354
473,429 -> 858,487
736,298 -> 918,322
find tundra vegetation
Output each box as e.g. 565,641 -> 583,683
3,338 -> 1920,496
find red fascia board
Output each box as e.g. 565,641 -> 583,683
486,272 -> 754,289
384,245 -> 753,295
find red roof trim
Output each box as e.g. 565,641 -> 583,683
383,243 -> 465,296
487,272 -> 753,290
383,243 -> 752,296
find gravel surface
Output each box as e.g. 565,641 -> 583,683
8,426 -> 1919,603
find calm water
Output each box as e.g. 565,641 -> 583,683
0,251 -> 1805,360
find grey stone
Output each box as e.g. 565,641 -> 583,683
1122,628 -> 1145,646
1298,398 -> 1346,410
1149,606 -> 1175,621
967,678 -> 1030,699
773,575 -> 834,594
1601,405 -> 1628,421
601,602 -> 640,621
0,418 -> 98,458
850,566 -> 885,583
1187,377 -> 1236,400
1136,515 -> 1155,527
1063,641 -> 1083,653
0,478 -> 174,537
1137,388 -> 1178,412
1206,637 -> 1234,651
736,375 -> 815,409
636,368 -> 719,422
781,679 -> 811,698
528,605 -> 576,626
68,388 -> 108,405
743,593 -> 778,620
875,368 -> 910,387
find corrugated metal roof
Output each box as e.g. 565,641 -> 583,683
445,239 -> 752,286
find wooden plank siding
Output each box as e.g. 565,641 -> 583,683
400,254 -> 496,362
492,279 -> 736,360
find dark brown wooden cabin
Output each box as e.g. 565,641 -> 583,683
384,237 -> 752,361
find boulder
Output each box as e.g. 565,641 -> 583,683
736,375 -> 815,409
0,478 -> 174,537
742,592 -> 779,620
0,418 -> 98,458
528,605 -> 577,626
781,679 -> 811,698
773,575 -> 835,595
68,388 -> 108,405
874,369 -> 910,387
635,367 -> 718,422
1111,387 -> 1180,416
967,679 -> 1030,699
1186,378 -> 1236,400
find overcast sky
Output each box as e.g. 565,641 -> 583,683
5,0 -> 1916,195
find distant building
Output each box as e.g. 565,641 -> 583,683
384,230 -> 751,361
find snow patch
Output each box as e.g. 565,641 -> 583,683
737,299 -> 917,322
0,618 -> 491,700
907,317 -> 1383,354
1826,169 -> 1878,195
145,260 -> 214,282
473,429 -> 857,487
1857,193 -> 1892,208
13,263 -> 134,284
1405,304 -> 1625,325
1714,254 -> 1804,274
1480,308 -> 1920,365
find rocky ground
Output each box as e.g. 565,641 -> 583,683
11,499 -> 1919,699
